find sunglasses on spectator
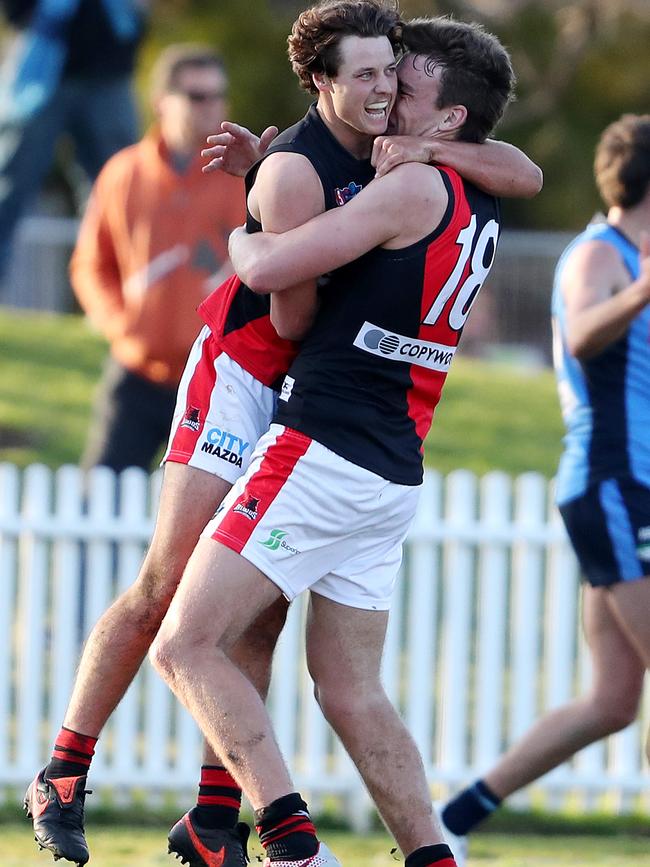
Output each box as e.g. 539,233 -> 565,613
173,89 -> 228,103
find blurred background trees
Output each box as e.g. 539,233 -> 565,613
1,0 -> 648,229
133,0 -> 650,230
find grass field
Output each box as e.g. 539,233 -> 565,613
6,824 -> 650,867
0,307 -> 564,475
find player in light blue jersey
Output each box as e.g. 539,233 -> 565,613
433,114 -> 650,867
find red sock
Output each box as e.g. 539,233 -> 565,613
405,844 -> 456,867
193,765 -> 242,829
46,727 -> 97,779
255,793 -> 319,861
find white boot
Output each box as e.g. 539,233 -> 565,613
433,802 -> 468,867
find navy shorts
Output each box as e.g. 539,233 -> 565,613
559,476 -> 650,587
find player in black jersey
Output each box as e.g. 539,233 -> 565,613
151,15 -> 519,867
23,8 -> 537,867
23,5 -> 403,867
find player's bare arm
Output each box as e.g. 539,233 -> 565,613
372,134 -> 543,197
562,233 -> 650,360
249,150 -> 324,339
230,162 -> 448,292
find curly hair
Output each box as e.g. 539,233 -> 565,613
594,114 -> 650,209
402,17 -> 514,143
288,1 -> 403,95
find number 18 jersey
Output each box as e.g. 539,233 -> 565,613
275,167 -> 500,485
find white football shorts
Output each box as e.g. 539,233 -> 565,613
202,423 -> 422,610
163,326 -> 276,484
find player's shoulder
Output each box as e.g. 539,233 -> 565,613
375,161 -> 447,206
255,150 -> 321,189
561,234 -> 629,289
565,235 -> 626,272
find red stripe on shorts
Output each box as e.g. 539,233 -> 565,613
167,333 -> 218,460
213,427 -> 311,553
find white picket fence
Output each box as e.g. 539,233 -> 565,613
1,462 -> 648,821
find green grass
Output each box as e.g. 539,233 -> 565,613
0,307 -> 105,467
0,307 -> 564,475
4,801 -> 650,865
5,823 -> 650,867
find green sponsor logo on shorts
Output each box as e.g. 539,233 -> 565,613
259,529 -> 288,551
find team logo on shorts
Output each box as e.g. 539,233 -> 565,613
181,405 -> 201,431
334,181 -> 362,206
233,496 -> 260,521
201,426 -> 251,468
259,528 -> 300,555
279,375 -> 295,403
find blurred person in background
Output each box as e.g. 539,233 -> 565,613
70,43 -> 245,473
0,0 -> 147,283
435,113 -> 650,867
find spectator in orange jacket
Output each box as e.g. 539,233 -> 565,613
70,43 -> 245,472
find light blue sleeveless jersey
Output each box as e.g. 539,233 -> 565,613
552,222 -> 650,504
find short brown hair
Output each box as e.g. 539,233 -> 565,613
594,114 -> 650,209
288,0 -> 402,95
402,17 -> 514,143
150,43 -> 227,99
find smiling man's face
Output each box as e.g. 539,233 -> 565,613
324,35 -> 398,140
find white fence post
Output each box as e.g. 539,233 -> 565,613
439,470 -> 477,779
0,463 -> 20,770
1,462 -> 648,812
509,473 -> 547,744
15,464 -> 52,776
474,472 -> 511,771
405,471 -> 442,773
49,466 -> 85,745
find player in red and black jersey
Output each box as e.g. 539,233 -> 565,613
198,100 -> 380,390
26,9 -> 539,867
152,16 -> 520,867
236,165 -> 499,485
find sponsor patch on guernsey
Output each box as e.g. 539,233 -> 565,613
353,321 -> 456,372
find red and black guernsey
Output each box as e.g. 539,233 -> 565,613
198,104 -> 377,389
275,167 -> 501,485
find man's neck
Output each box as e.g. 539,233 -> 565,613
315,100 -> 373,159
608,200 -> 650,247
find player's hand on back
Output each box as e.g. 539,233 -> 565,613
371,135 -> 434,178
202,122 -> 279,176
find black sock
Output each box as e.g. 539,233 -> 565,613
45,727 -> 97,779
193,765 -> 242,829
442,779 -> 501,835
255,793 -> 319,861
405,843 -> 455,867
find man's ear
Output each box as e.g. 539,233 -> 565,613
312,71 -> 333,93
440,104 -> 467,134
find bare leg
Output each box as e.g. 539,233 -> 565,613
64,463 -> 233,735
150,540 -> 294,810
484,585 -> 644,799
605,575 -> 650,761
305,593 -> 444,856
201,595 -> 290,766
